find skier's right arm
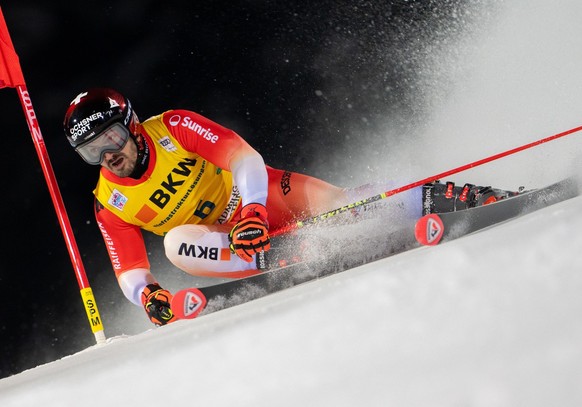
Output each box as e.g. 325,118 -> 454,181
94,199 -> 176,325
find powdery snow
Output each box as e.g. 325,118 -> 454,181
1,193 -> 582,406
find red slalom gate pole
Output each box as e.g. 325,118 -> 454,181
0,7 -> 105,344
272,124 -> 582,237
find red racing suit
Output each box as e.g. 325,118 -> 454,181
94,109 -> 344,305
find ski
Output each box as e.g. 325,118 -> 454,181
415,177 -> 579,246
171,258 -> 312,320
171,219 -> 419,320
172,177 -> 579,321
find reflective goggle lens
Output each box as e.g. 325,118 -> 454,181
75,123 -> 130,165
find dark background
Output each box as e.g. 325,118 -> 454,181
0,0 -> 477,378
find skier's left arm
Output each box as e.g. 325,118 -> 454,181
163,110 -> 270,261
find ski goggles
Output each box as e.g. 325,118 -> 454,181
75,123 -> 131,165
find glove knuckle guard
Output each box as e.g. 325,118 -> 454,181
229,203 -> 271,262
141,283 -> 176,326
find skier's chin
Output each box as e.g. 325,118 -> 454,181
107,157 -> 134,177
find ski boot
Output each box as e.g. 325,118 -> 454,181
422,181 -> 521,216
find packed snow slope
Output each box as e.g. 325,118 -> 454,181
1,189 -> 582,406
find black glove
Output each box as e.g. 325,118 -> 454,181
141,283 -> 176,326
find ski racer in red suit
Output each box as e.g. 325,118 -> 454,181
64,88 -> 514,326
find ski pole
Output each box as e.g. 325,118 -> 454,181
271,123 -> 582,237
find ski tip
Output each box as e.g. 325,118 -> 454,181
415,214 -> 445,246
171,287 -> 208,320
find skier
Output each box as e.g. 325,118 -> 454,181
63,88 -> 513,326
